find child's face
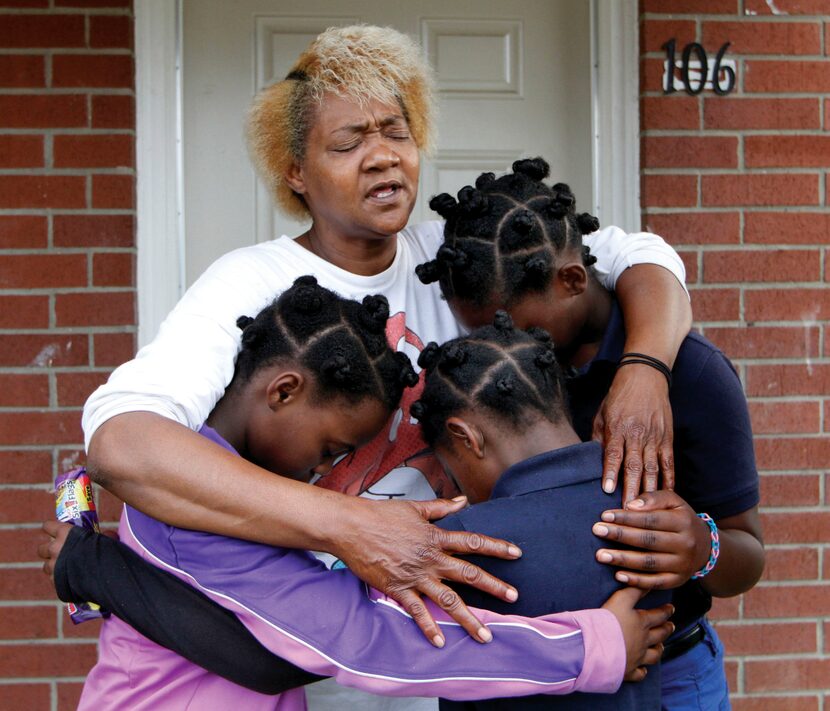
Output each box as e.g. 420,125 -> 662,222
248,394 -> 390,483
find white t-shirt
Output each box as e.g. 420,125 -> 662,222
82,220 -> 685,711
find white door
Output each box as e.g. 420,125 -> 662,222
181,0 -> 593,286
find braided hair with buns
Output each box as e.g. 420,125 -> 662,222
415,157 -> 599,307
234,275 -> 418,411
410,311 -> 568,447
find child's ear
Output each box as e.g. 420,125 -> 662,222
557,262 -> 588,297
266,371 -> 306,410
283,162 -> 307,196
446,417 -> 486,458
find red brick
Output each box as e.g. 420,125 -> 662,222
746,363 -> 830,397
0,334 -> 89,368
643,212 -> 739,246
751,401 -> 821,435
92,173 -> 134,208
642,136 -> 737,169
93,251 -> 134,286
0,214 -> 47,248
57,683 -> 84,711
0,254 -> 87,289
745,288 -> 830,321
0,608 -> 57,640
61,613 -> 102,639
703,249 -> 819,283
56,291 -> 135,326
642,0 -> 736,11
0,54 -> 44,87
704,325 -> 819,359
704,21 -> 821,55
0,295 -> 48,329
716,621 -> 816,656
732,697 -> 818,711
54,214 -> 134,247
702,174 -> 818,207
0,94 -> 86,128
705,97 -> 820,130
0,374 -> 49,407
761,546 -> 819,581
745,212 -> 830,245
90,14 -> 132,49
0,529 -> 51,564
746,60 -> 830,93
56,0 -> 130,5
57,448 -> 84,473
678,249 -> 699,283
93,332 -> 134,365
0,569 -> 61,601
0,684 -> 50,709
747,135 -> 830,169
0,450 -> 52,484
642,20 -> 697,53
745,0 -> 830,12
0,489 -> 54,524
641,174 -> 697,207
0,134 -> 43,168
0,175 -> 85,209
755,436 -> 830,470
640,57 -> 666,93
0,411 -> 82,446
54,134 -> 134,169
56,371 -> 110,407
689,287 -> 740,322
761,511 -> 830,544
53,54 -> 133,88
641,96 -> 700,130
0,14 -> 84,48
0,641 -> 97,677
91,94 -> 135,129
0,0 -> 48,5
747,658 -> 830,692
744,583 -> 830,617
708,595 -> 740,620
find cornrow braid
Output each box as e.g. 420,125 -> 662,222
411,311 -> 568,447
234,276 -> 418,411
415,157 -> 599,307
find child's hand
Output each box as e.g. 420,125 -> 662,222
592,363 -> 675,503
592,490 -> 712,590
37,520 -> 74,580
601,586 -> 674,682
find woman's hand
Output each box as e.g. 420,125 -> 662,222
37,520 -> 74,581
601,586 -> 674,682
332,496 -> 522,648
592,490 -> 711,590
592,364 -> 675,504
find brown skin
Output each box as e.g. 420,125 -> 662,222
84,91 -> 692,647
452,253 -> 764,599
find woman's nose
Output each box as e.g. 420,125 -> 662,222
363,141 -> 400,172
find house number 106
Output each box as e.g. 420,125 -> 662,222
663,39 -> 735,95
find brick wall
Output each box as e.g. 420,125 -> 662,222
0,0 -> 135,708
641,1 -> 830,708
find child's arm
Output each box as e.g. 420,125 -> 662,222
584,226 -> 692,502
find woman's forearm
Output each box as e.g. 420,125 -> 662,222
615,264 -> 692,368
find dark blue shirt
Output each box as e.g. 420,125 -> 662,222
566,300 -> 760,630
438,440 -> 670,711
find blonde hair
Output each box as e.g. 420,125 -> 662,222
247,25 -> 436,221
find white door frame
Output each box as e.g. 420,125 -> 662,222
133,0 -> 640,346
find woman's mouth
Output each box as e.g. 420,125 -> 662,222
367,181 -> 402,201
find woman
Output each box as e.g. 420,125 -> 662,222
79,25 -> 690,709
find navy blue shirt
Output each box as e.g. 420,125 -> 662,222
566,301 -> 760,631
438,441 -> 670,711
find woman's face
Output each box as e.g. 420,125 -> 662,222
286,93 -> 421,241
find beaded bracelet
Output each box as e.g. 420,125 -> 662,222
691,513 -> 720,580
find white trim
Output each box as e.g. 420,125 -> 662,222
591,0 -> 640,232
134,0 -> 185,347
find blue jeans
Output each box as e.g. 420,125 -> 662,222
661,618 -> 730,711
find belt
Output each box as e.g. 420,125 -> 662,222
661,622 -> 705,662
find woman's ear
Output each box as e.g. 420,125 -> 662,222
266,371 -> 306,410
446,417 -> 486,458
283,162 -> 307,196
557,262 -> 588,297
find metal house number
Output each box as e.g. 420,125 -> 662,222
663,39 -> 735,95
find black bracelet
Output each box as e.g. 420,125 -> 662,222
618,352 -> 672,389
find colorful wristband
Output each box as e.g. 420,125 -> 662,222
691,513 -> 720,580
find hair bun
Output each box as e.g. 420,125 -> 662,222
236,315 -> 255,331
289,276 -> 324,313
429,193 -> 458,219
361,294 -> 390,331
293,275 -> 318,287
443,343 -> 468,367
415,259 -> 442,285
526,326 -> 553,344
512,157 -> 550,181
576,212 -> 600,235
582,244 -> 598,267
395,352 -> 420,388
512,210 -> 534,235
495,376 -> 515,394
409,400 -> 427,421
417,342 -> 442,371
457,186 -> 488,216
523,253 -> 551,285
552,184 -> 575,209
493,310 -> 514,332
321,354 -> 351,383
535,349 -> 557,368
475,172 -> 496,190
437,244 -> 468,269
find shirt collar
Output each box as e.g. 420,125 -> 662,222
490,441 -> 603,499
